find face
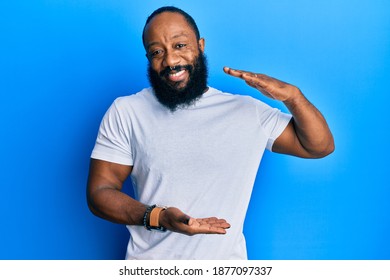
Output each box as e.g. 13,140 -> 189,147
143,12 -> 205,90
143,12 -> 208,111
147,49 -> 208,111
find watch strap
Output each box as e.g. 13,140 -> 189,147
143,204 -> 167,232
149,207 -> 166,227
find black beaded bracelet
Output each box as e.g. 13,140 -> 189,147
143,204 -> 156,231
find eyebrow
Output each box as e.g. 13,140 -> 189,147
146,33 -> 190,50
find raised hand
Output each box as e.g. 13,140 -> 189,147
223,66 -> 334,158
223,66 -> 300,102
159,207 -> 231,236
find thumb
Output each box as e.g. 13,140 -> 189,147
179,214 -> 191,225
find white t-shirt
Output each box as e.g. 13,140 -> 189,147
91,87 -> 291,259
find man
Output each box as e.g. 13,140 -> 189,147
87,6 -> 334,260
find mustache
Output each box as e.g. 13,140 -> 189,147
159,65 -> 193,77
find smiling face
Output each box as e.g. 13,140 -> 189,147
143,11 -> 208,111
143,11 -> 205,90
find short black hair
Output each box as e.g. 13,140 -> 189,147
142,6 -> 200,47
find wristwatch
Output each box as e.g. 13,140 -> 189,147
143,204 -> 168,232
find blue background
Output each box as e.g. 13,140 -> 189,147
1,0 -> 389,259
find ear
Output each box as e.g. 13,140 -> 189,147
198,38 -> 205,53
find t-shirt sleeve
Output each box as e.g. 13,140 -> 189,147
255,101 -> 292,151
91,99 -> 134,166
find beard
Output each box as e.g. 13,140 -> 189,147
147,52 -> 208,112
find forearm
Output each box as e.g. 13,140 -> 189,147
87,188 -> 231,235
87,186 -> 146,225
284,88 -> 335,157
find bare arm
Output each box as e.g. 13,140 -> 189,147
87,159 -> 230,235
224,67 -> 335,158
87,159 -> 145,225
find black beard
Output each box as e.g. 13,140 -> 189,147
147,52 -> 208,112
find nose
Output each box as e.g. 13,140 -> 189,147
162,49 -> 180,68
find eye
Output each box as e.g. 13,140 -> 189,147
149,49 -> 163,58
176,43 -> 187,49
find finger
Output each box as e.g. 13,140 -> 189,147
206,227 -> 227,234
223,66 -> 252,79
196,223 -> 228,234
245,80 -> 270,95
244,73 -> 270,87
179,214 -> 191,225
210,221 -> 231,230
196,221 -> 230,229
196,218 -> 231,228
188,219 -> 226,233
224,67 -> 270,88
245,78 -> 277,100
191,218 -> 231,234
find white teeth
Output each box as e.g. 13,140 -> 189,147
169,70 -> 185,77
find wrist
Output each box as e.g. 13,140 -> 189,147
283,87 -> 305,107
143,204 -> 167,232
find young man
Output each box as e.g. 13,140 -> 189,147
87,6 -> 334,259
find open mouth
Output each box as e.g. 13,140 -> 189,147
167,69 -> 187,82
